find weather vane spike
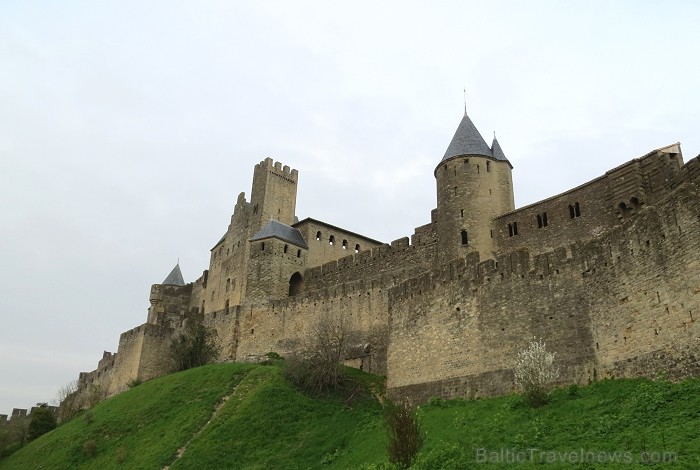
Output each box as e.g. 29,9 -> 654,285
463,88 -> 467,115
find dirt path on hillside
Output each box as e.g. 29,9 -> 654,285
162,370 -> 252,470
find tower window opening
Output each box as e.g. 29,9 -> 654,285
225,300 -> 230,315
460,209 -> 464,218
454,187 -> 457,196
342,239 -> 348,249
284,244 -> 288,253
569,202 -> 581,218
537,212 -> 549,228
355,244 -> 360,253
486,161 -> 491,172
253,204 -> 258,214
261,242 -> 265,251
226,278 -> 231,292
508,222 -> 518,237
477,165 -> 480,174
460,230 -> 469,245
316,231 -> 321,240
297,249 -> 301,258
329,235 -> 335,246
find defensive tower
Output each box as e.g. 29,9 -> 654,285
249,157 -> 299,234
435,112 -> 514,262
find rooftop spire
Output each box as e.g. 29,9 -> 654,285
490,134 -> 511,166
162,263 -> 185,286
463,88 -> 467,115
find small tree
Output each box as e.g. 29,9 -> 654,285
56,379 -> 80,423
171,313 -> 220,371
514,338 -> 560,407
27,403 -> 57,441
283,311 -> 355,395
384,399 -> 423,469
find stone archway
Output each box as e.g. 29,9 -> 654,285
289,272 -> 303,296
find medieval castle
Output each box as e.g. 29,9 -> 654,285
61,110 -> 700,406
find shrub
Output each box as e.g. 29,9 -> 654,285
83,439 -> 97,457
27,403 -> 57,441
171,313 -> 220,372
127,377 -> 143,388
384,399 -> 423,469
283,311 -> 356,395
514,338 -> 559,407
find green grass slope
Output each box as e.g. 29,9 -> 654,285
1,363 -> 698,469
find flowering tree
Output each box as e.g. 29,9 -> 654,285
514,338 -> 559,406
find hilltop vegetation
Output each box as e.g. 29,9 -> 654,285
1,363 -> 698,469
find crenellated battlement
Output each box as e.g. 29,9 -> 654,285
60,110 -> 700,411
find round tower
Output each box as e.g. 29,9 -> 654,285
435,112 -> 515,264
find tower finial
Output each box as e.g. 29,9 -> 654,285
463,88 -> 467,115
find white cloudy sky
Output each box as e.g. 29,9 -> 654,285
1,1 -> 699,415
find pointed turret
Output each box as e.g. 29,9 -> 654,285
162,263 -> 185,286
490,134 -> 511,167
441,112 -> 493,162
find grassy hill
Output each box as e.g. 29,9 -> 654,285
1,363 -> 698,469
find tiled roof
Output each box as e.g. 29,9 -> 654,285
441,113 -> 493,161
250,219 -> 308,249
162,263 -> 185,286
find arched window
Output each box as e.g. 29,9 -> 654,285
329,235 -> 335,246
460,230 -> 468,245
289,272 -> 303,296
226,278 -> 231,292
486,161 -> 491,172
355,244 -> 360,253
316,231 -> 322,241
342,240 -> 348,249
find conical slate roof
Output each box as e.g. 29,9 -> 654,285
162,263 -> 185,286
490,135 -> 508,162
250,219 -> 308,249
441,113 -> 493,162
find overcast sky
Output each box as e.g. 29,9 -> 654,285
1,1 -> 699,415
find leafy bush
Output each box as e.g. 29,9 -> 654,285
171,313 -> 220,371
27,403 -> 56,441
514,338 -> 559,407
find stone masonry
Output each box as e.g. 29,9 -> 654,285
70,110 -> 700,405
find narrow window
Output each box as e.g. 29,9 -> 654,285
226,278 -> 231,292
570,202 -> 581,218
316,231 -> 321,241
355,244 -> 360,253
225,300 -> 229,314
460,230 -> 468,245
342,239 -> 348,249
537,214 -> 543,228
460,209 -> 464,218
201,300 -> 205,314
486,161 -> 491,172
490,229 -> 493,238
508,222 -> 518,237
297,249 -> 301,258
261,242 -> 265,251
284,244 -> 288,253
454,186 -> 457,196
477,165 -> 480,174
329,235 -> 335,246
542,212 -> 548,226
253,204 -> 258,214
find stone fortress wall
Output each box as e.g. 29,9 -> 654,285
65,112 -> 700,409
